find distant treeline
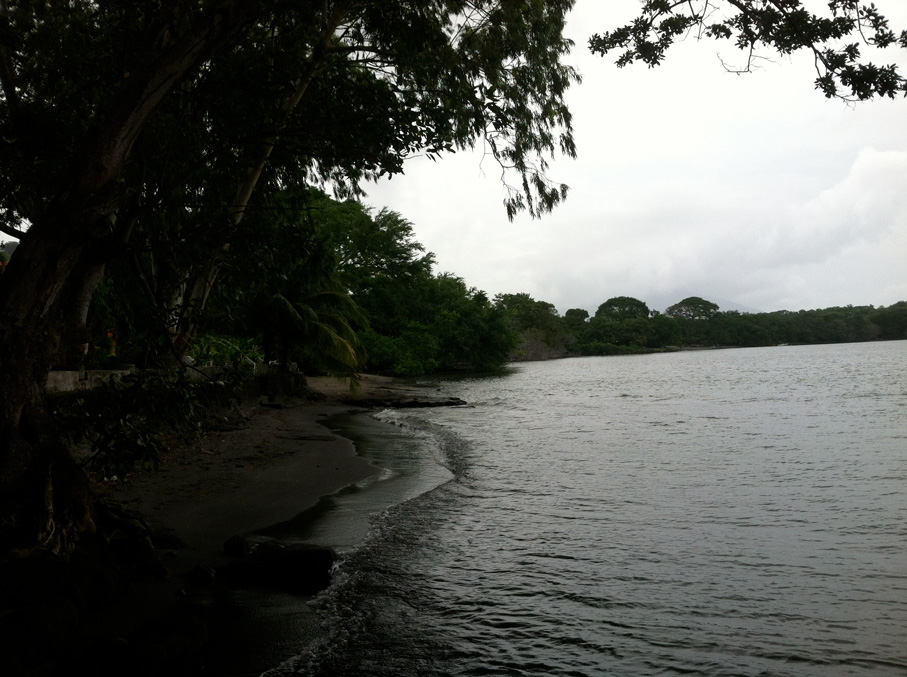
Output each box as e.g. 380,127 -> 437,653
8,209 -> 902,378
495,294 -> 907,361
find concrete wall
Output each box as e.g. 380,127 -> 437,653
46,369 -> 135,393
45,363 -> 298,393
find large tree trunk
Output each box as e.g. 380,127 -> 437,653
0,0 -> 259,560
0,205 -> 110,559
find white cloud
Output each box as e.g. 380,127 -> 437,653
365,1 -> 907,315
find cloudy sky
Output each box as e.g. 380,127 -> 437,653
366,1 -> 907,315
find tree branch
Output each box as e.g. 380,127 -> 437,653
77,0 -> 263,192
0,222 -> 27,239
0,0 -> 22,122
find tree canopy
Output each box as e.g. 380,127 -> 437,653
596,296 -> 650,320
549,295 -> 907,353
0,0 -> 580,558
590,0 -> 906,101
495,292 -> 569,359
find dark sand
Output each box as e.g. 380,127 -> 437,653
95,374 -> 425,675
110,374 -> 418,550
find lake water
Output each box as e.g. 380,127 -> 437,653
268,341 -> 907,676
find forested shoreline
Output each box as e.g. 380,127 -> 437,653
4,207 -> 904,382
499,292 -> 907,362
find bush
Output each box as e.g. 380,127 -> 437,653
54,371 -> 204,478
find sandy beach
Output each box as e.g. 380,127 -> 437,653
110,375 -> 397,560
5,373 -> 439,677
106,373 -> 433,675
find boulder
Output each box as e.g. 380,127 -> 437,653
220,535 -> 336,594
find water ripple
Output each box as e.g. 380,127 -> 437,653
281,342 -> 907,677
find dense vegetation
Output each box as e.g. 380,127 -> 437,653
497,294 -> 907,359
10,229 -> 904,385
0,0 -> 580,557
4,190 -> 516,379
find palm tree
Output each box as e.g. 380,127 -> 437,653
258,287 -> 365,382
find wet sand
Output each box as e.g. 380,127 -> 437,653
111,375 -> 415,557
96,374 -> 427,675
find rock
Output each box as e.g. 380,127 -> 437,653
340,395 -> 467,408
220,536 -> 336,593
223,534 -> 254,558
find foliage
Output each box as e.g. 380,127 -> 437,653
189,335 -> 263,368
0,2 -> 580,238
648,313 -> 683,349
666,297 -> 721,321
202,190 -> 515,377
80,268 -> 151,369
257,290 -> 365,375
575,341 -> 643,357
494,292 -> 570,360
563,308 -> 590,334
430,278 -> 517,372
871,302 -> 907,340
557,296 -> 906,354
666,296 -> 721,345
188,334 -> 262,389
53,372 -> 203,479
590,0 -> 906,101
557,296 -> 680,353
357,273 -> 516,375
596,296 -> 650,320
296,193 -> 516,375
204,191 -> 368,378
359,325 -> 440,377
0,0 -> 901,558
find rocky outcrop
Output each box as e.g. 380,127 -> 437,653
339,395 -> 467,409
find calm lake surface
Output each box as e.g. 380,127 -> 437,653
270,341 -> 907,676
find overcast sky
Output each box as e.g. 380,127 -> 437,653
366,1 -> 907,315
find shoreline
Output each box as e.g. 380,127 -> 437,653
107,374 -> 433,675
112,373 -> 427,554
5,374 -> 442,677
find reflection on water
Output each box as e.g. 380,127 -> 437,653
274,342 -> 907,677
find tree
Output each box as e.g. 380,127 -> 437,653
595,296 -> 650,320
495,292 -> 569,359
590,1 -> 906,102
431,278 -> 516,372
0,0 -> 262,560
2,0 -> 903,559
357,273 -> 516,376
872,302 -> 907,340
666,296 -> 720,345
106,1 -> 580,360
203,190 -> 367,376
563,307 -> 590,331
0,1 -> 578,558
647,313 -> 682,349
666,296 -> 721,322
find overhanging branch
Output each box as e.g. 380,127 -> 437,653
0,222 -> 26,239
